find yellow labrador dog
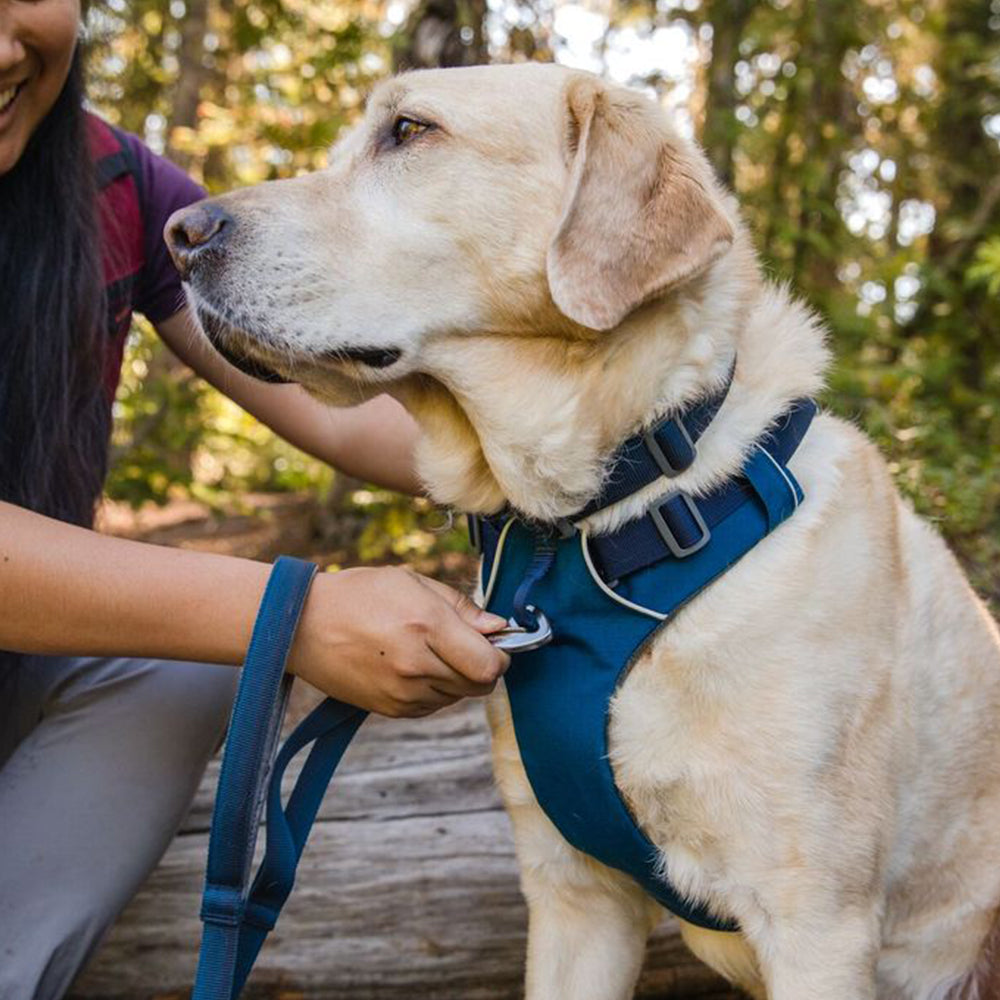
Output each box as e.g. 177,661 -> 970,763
167,64 -> 1000,1000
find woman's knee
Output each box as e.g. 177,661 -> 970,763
0,659 -> 237,1000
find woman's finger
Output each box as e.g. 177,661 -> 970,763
419,576 -> 507,633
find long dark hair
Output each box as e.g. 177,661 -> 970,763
0,48 -> 110,529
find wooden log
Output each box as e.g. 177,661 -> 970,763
71,696 -> 744,999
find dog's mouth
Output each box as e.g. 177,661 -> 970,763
320,346 -> 402,369
194,303 -> 405,384
198,309 -> 293,384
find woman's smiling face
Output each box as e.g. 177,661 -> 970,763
0,0 -> 80,176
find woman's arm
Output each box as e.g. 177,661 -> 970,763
155,308 -> 423,495
0,501 -> 508,716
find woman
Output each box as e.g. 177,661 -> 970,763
0,1 -> 508,995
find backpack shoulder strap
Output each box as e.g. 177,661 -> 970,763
87,115 -> 144,199
87,116 -> 145,274
86,115 -> 146,397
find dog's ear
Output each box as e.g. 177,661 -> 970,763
546,77 -> 734,331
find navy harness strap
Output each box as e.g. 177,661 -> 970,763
468,361 -> 736,550
193,557 -> 368,1000
589,400 -> 816,582
511,537 -> 558,629
570,358 -> 736,522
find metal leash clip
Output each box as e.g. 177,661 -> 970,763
487,606 -> 553,653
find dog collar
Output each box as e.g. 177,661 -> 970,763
469,356 -> 736,552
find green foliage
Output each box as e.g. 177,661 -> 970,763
107,320 -> 206,506
352,492 -> 468,563
107,320 -> 334,507
969,237 -> 1000,297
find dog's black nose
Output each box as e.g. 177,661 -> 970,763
165,202 -> 235,279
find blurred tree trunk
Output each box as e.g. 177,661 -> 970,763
166,0 -> 211,166
159,0 -> 217,479
761,82 -> 800,260
923,0 -> 1000,272
165,0 -> 227,187
311,472 -> 367,548
791,0 -> 855,291
702,0 -> 755,189
393,0 -> 490,71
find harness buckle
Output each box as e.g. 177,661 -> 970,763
643,419 -> 696,478
649,492 -> 711,558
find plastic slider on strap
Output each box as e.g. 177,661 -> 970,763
200,884 -> 246,928
650,492 -> 711,558
644,418 -> 697,478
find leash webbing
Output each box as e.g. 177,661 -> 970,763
193,556 -> 368,1000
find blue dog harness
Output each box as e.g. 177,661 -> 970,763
193,375 -> 816,995
473,391 -> 816,931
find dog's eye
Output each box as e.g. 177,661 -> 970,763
392,116 -> 429,146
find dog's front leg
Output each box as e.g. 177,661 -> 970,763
522,867 -> 659,1000
487,690 -> 659,1000
748,906 -> 881,1000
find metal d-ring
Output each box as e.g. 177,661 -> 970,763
488,606 -> 553,653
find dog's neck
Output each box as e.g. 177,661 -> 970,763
395,235 -> 829,532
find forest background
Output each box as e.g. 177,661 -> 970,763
88,0 -> 999,606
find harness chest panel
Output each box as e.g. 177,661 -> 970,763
479,404 -> 815,931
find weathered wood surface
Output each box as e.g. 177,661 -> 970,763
72,692 -> 744,999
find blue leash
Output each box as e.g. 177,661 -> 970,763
193,556 -> 368,1000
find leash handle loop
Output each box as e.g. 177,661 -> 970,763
229,699 -> 367,995
193,556 -> 369,1000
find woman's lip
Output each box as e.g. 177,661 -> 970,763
0,81 -> 27,121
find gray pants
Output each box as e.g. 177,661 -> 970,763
0,655 -> 237,1000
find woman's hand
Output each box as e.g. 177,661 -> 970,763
288,566 -> 510,717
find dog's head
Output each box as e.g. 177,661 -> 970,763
166,64 -> 734,396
